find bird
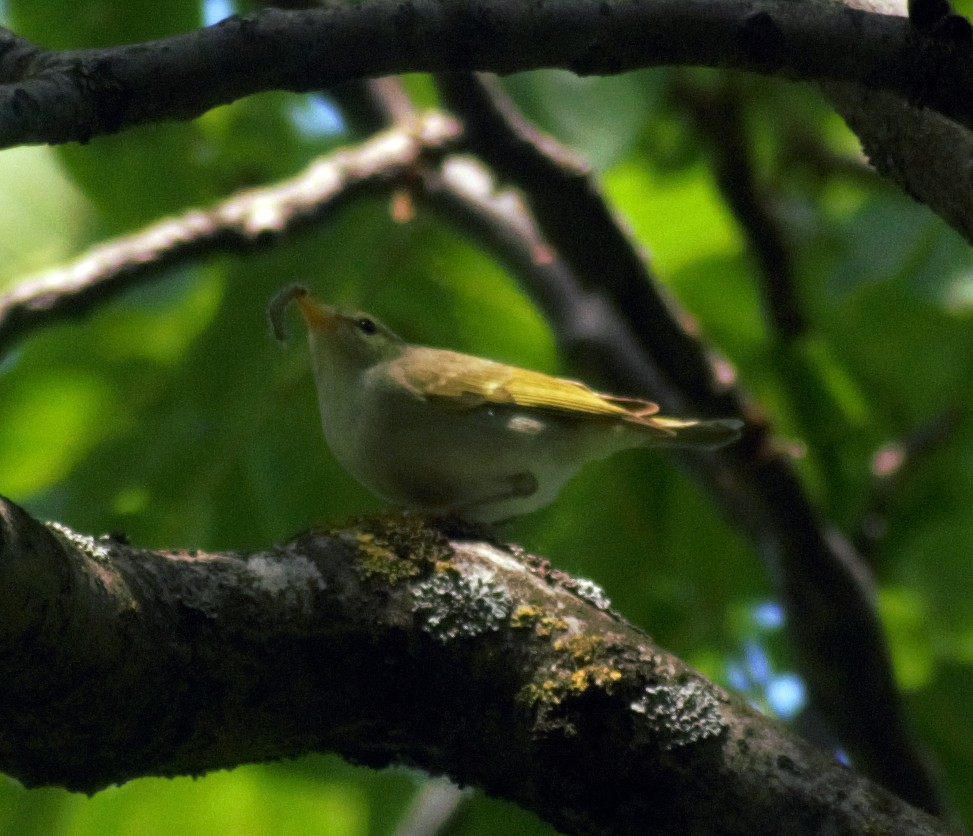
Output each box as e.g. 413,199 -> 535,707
270,284 -> 742,523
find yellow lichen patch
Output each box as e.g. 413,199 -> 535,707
569,669 -> 589,691
569,664 -> 623,693
554,633 -> 604,665
518,631 -> 625,709
354,532 -> 422,583
537,614 -> 568,637
511,604 -> 542,628
349,513 -> 453,584
517,682 -> 546,706
518,678 -> 562,706
510,605 -> 568,637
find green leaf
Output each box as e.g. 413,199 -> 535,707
878,587 -> 935,692
10,0 -> 199,49
503,70 -> 664,170
0,148 -> 92,286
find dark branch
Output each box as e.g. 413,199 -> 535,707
5,1 -> 973,256
0,496 -> 947,836
0,112 -> 461,359
431,72 -> 947,814
0,1 -> 972,148
669,73 -> 805,340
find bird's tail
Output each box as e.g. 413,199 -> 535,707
636,415 -> 744,450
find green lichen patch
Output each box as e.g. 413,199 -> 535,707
353,532 -> 423,583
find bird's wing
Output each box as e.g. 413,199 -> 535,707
393,348 -> 662,422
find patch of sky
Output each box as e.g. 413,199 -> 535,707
725,601 -> 806,723
289,95 -> 345,138
752,600 -> 785,630
743,640 -> 771,684
202,0 -> 235,26
766,674 -> 806,720
726,661 -> 748,692
0,346 -> 19,375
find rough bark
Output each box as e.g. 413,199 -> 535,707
0,496 -> 946,836
0,1 -> 971,147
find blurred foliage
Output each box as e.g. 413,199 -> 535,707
2,0 -> 973,833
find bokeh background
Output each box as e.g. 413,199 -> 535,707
2,0 -> 973,833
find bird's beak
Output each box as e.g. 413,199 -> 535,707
269,284 -> 339,341
296,293 -> 339,333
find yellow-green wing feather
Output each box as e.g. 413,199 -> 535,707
393,347 -> 661,421
392,347 -> 743,447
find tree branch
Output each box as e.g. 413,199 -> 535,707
5,0 -> 973,247
820,0 -> 973,243
0,496 -> 946,836
0,1 -> 971,148
668,73 -> 806,341
431,72 -> 946,814
0,111 -> 461,359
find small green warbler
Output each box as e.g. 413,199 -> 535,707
270,285 -> 742,522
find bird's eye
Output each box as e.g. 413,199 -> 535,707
357,318 -> 377,335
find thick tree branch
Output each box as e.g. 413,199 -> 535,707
0,111 -> 461,359
4,0 -> 973,248
822,0 -> 973,242
0,496 -> 946,836
0,1 -> 971,149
